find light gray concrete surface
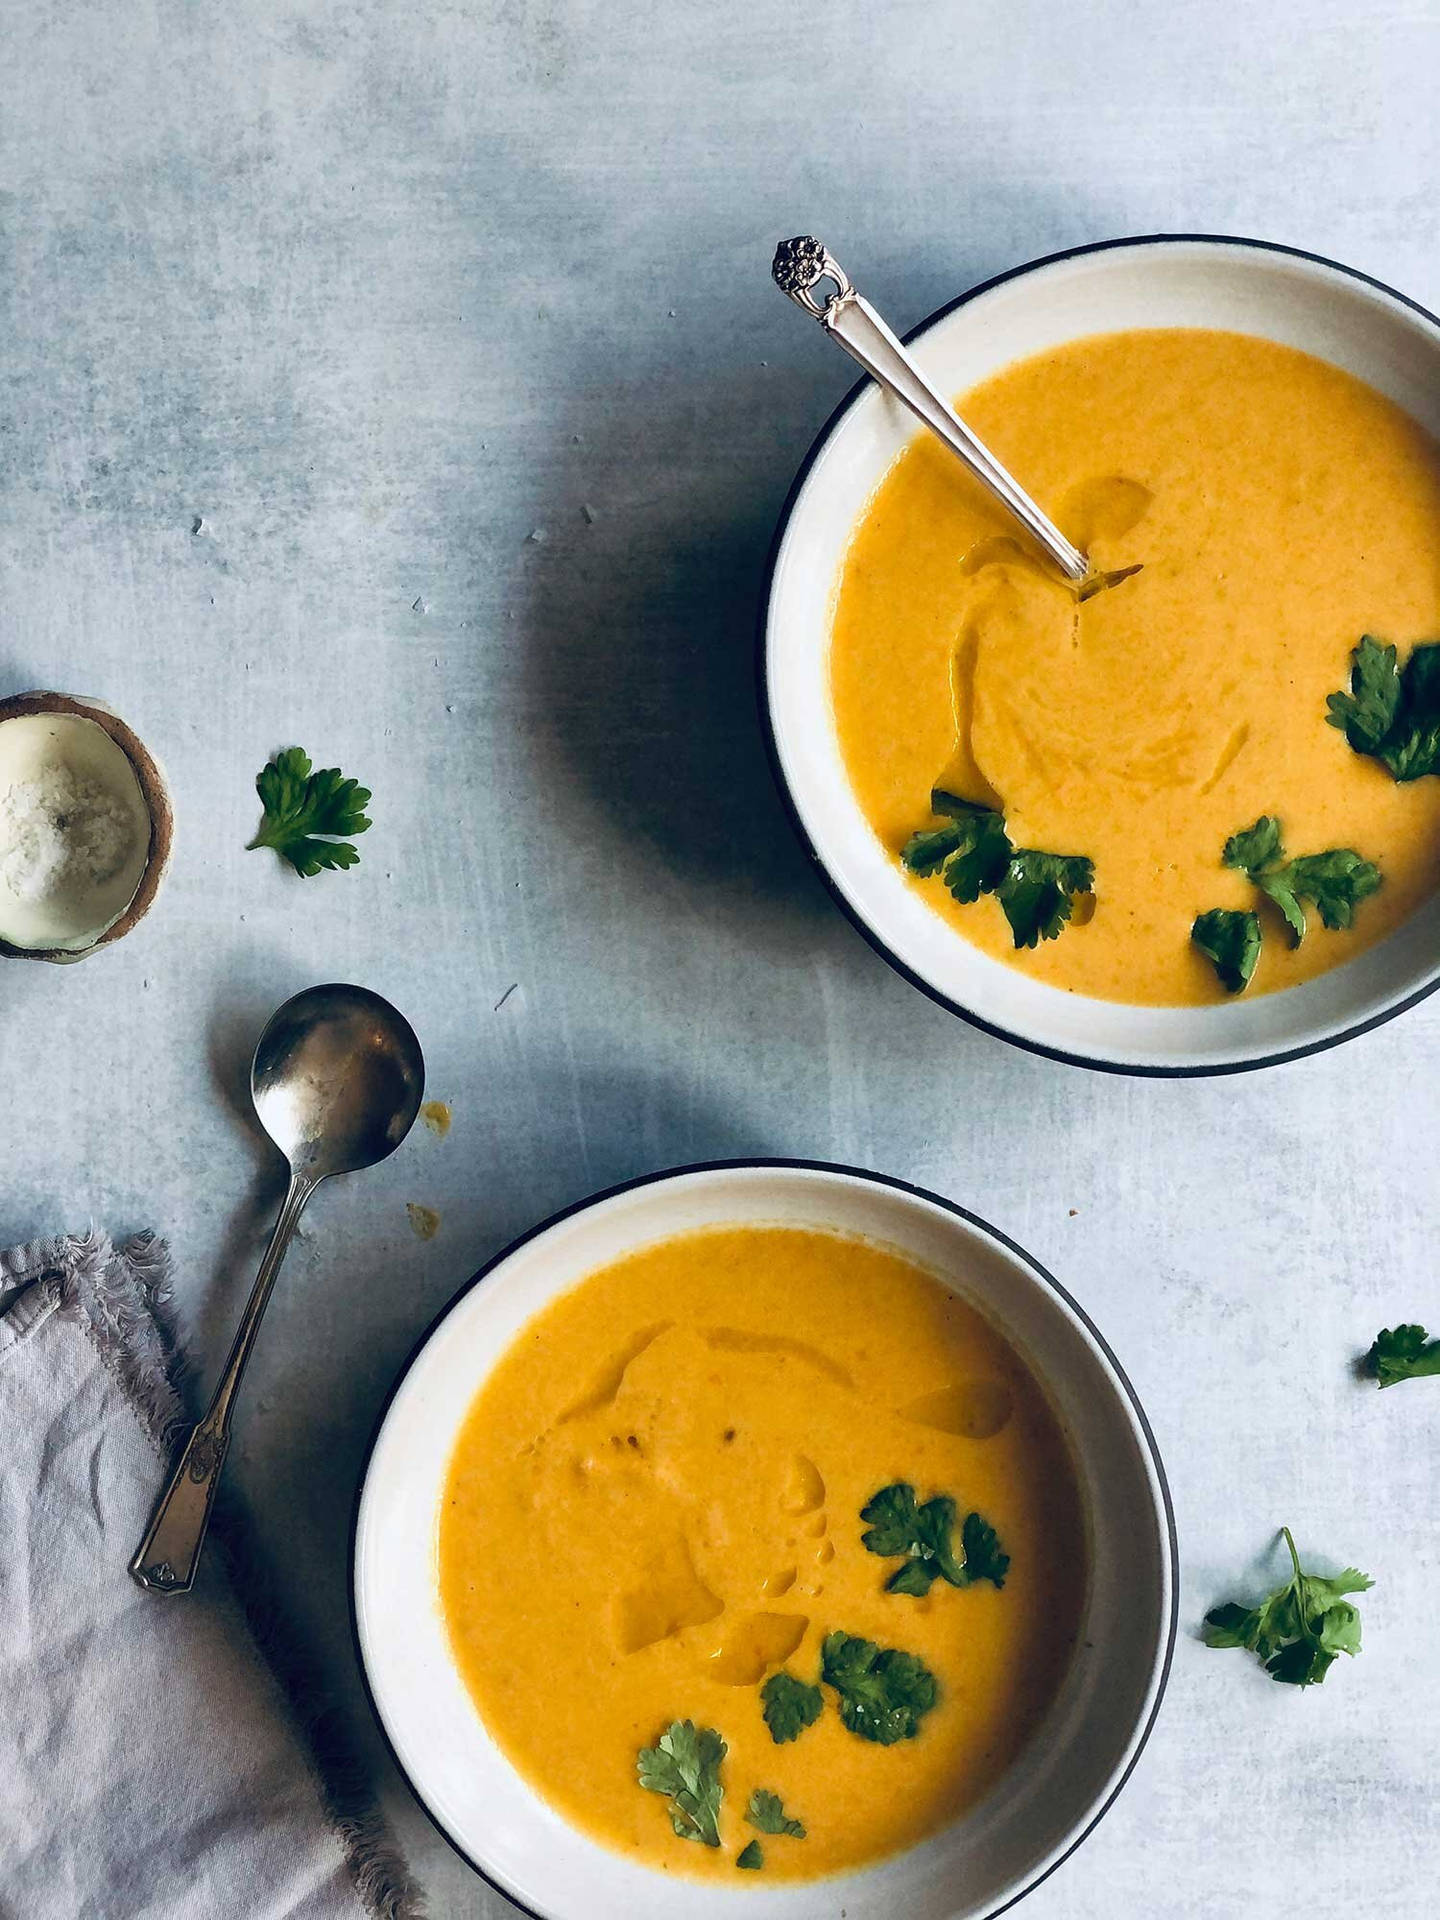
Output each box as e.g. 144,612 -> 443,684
4,2 -> 1440,1913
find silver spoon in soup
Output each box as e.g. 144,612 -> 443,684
772,235 -> 1141,599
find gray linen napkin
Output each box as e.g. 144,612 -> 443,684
0,1231 -> 422,1920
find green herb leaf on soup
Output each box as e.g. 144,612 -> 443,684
901,791 -> 1093,945
746,1789 -> 805,1838
958,1510 -> 1011,1589
902,793 -> 1013,903
760,1670 -> 823,1744
735,1840 -> 764,1870
1203,1528 -> 1372,1688
1368,1323 -> 1440,1388
821,1630 -> 939,1744
1328,636 -> 1440,780
1223,817 -> 1381,943
860,1483 -> 1007,1594
247,747 -> 373,876
995,850 -> 1094,949
636,1720 -> 726,1845
1192,907 -> 1262,993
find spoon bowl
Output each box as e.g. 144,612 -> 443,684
252,983 -> 426,1180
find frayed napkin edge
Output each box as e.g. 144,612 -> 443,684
5,1230 -> 427,1920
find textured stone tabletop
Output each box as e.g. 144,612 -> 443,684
4,2 -> 1440,1913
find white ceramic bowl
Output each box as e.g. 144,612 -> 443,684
353,1160 -> 1176,1920
762,236 -> 1440,1074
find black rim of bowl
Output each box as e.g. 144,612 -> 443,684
757,231 -> 1440,1078
349,1156 -> 1180,1920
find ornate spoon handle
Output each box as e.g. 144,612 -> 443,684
772,236 -> 1089,584
129,1173 -> 315,1593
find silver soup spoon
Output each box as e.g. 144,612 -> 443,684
772,236 -> 1139,597
130,983 -> 425,1593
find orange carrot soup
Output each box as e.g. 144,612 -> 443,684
439,1225 -> 1087,1881
830,328 -> 1440,1004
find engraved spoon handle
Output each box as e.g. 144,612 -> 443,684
129,1172 -> 315,1593
772,236 -> 1088,583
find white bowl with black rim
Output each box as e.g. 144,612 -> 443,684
761,235 -> 1440,1075
352,1160 -> 1176,1920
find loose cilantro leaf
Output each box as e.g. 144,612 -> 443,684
760,1670 -> 823,1744
247,747 -> 372,877
996,850 -> 1094,949
902,792 -> 1092,942
746,1789 -> 805,1838
636,1720 -> 726,1845
820,1630 -> 939,1744
860,1483 -> 1007,1594
735,1840 -> 764,1870
1203,1527 -> 1372,1688
1192,907 -> 1262,993
1368,1323 -> 1440,1388
1328,636 -> 1440,780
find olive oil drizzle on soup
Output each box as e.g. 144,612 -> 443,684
830,328 -> 1440,1005
438,1225 -> 1087,1881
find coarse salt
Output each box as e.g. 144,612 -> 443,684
0,765 -> 138,905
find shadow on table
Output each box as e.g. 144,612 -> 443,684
512,354 -> 838,919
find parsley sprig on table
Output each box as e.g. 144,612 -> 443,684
902,790 -> 1094,949
247,747 -> 372,876
1368,1323 -> 1440,1388
859,1482 -> 1010,1596
1204,1528 -> 1373,1687
1328,635 -> 1440,780
636,1720 -> 725,1846
1192,816 -> 1381,992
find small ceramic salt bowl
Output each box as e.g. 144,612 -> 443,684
0,691 -> 173,964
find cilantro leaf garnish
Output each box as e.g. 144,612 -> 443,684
1192,907 -> 1262,993
1204,1527 -> 1373,1688
735,1840 -> 764,1870
636,1720 -> 726,1845
1368,1323 -> 1440,1388
1328,636 -> 1440,780
247,747 -> 372,876
760,1670 -> 823,1744
859,1483 -> 1008,1595
820,1630 -> 938,1743
1222,816 -> 1381,943
746,1789 -> 805,1838
902,792 -> 1013,903
995,850 -> 1094,948
1194,816 -> 1381,990
958,1510 -> 1011,1588
901,791 -> 1092,946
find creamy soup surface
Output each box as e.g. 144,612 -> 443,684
439,1225 -> 1087,1881
830,328 -> 1440,1005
